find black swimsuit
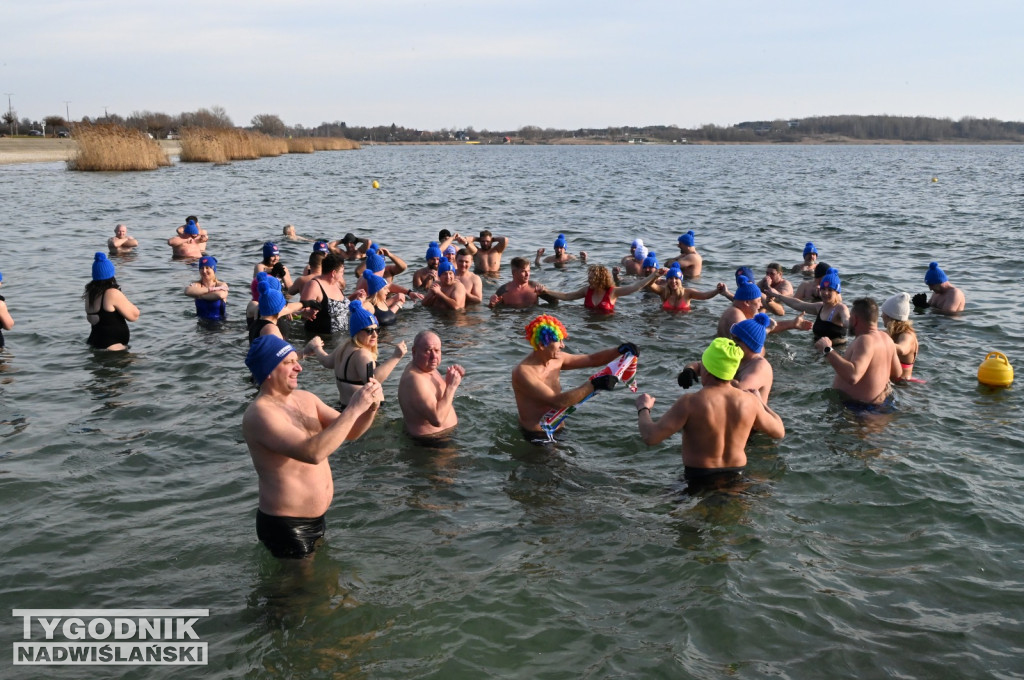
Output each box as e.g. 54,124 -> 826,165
812,307 -> 847,341
248,319 -> 275,344
373,304 -> 397,326
87,292 -> 130,349
337,352 -> 374,408
304,281 -> 348,335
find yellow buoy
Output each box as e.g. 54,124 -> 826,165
931,177 -> 938,182
372,180 -> 380,189
977,351 -> 1013,387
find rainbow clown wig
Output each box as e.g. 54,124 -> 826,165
525,315 -> 568,351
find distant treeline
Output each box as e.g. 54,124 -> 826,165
10,105 -> 1024,144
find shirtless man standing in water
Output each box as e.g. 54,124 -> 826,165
397,331 -> 465,439
472,230 -> 509,275
816,297 -> 901,408
488,258 -> 555,308
511,315 -> 635,440
107,224 -> 138,254
636,337 -> 785,491
243,335 -> 381,559
167,222 -> 206,259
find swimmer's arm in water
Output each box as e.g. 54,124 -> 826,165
405,365 -> 462,427
454,234 -> 478,255
379,248 -> 408,275
305,336 -> 331,364
816,337 -> 868,383
686,286 -> 721,301
770,312 -> 810,333
373,341 -> 408,383
0,299 -> 13,330
615,269 -> 664,298
243,381 -> 381,463
513,363 -> 593,410
748,389 -> 785,438
542,284 -> 588,302
636,393 -> 688,446
108,288 -> 140,322
889,343 -> 902,382
772,293 -> 820,314
488,282 -> 510,307
278,300 -> 307,318
560,346 -> 621,371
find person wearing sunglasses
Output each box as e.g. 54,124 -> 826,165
311,300 -> 407,408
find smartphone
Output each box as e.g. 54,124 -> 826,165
365,362 -> 375,380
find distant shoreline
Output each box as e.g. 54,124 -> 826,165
0,139 -> 183,166
1,136 -> 1018,166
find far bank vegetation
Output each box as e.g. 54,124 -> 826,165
58,108 -> 358,170
68,123 -> 171,171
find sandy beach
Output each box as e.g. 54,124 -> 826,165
0,138 -> 182,165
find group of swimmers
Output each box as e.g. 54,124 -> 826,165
228,227 -> 965,559
0,219 -> 968,560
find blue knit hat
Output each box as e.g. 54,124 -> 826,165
631,238 -> 644,249
554,234 -> 567,249
634,244 -> 648,261
665,265 -> 682,280
313,240 -> 329,254
426,241 -> 442,260
803,242 -> 818,257
735,266 -> 755,286
198,255 -> 217,271
731,312 -> 772,353
362,270 -> 389,295
258,279 -> 287,316
364,251 -> 386,274
246,335 -> 296,385
92,252 -> 116,281
438,258 -> 455,275
678,230 -> 695,247
0,271 -> 4,282
262,242 -> 279,259
642,252 -> 659,269
819,268 -> 841,293
184,222 -> 199,236
734,276 -> 761,301
925,261 -> 948,285
348,300 -> 378,337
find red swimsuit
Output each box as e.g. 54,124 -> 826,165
584,287 -> 615,314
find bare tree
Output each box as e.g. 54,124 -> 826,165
251,114 -> 286,136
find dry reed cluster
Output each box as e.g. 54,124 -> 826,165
286,138 -> 315,153
67,124 -> 171,171
312,137 -> 360,150
180,130 -> 359,163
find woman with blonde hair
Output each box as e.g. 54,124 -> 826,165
311,300 -> 407,408
768,267 -> 849,343
881,292 -> 919,381
361,270 -> 405,326
545,264 -> 662,314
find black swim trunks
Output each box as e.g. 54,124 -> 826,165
843,391 -> 897,415
255,509 -> 326,559
682,465 -> 745,494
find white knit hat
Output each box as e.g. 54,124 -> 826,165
881,292 -> 911,321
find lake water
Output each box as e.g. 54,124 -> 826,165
1,144 -> 1022,679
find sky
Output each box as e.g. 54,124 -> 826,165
2,0 -> 1022,131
